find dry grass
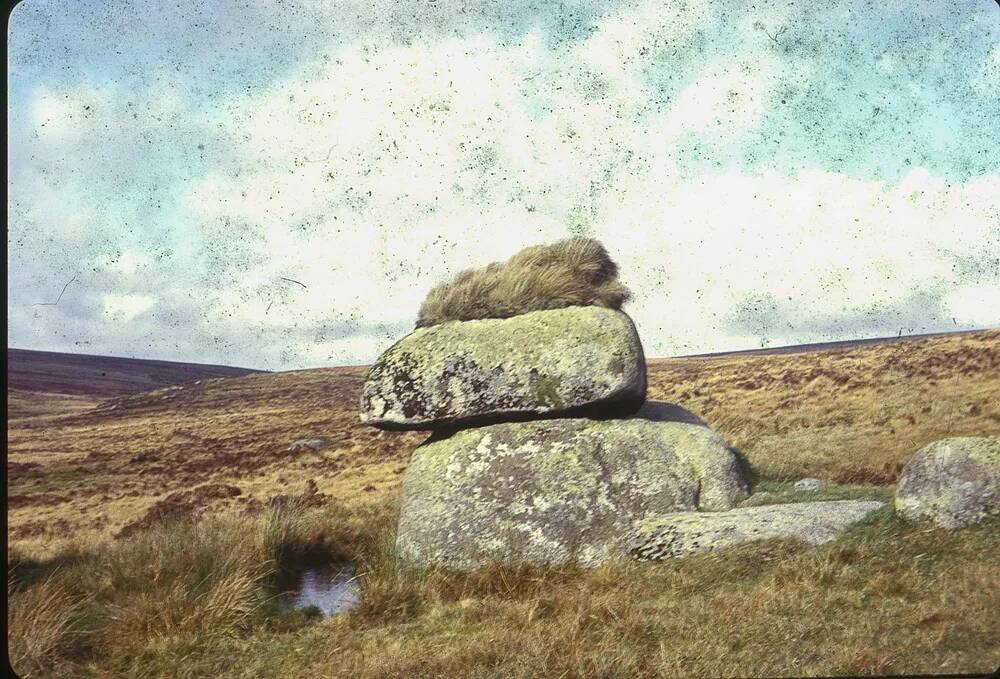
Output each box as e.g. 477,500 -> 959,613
5,328 -> 999,676
416,237 -> 630,327
6,365 -> 424,558
6,330 -> 998,559
329,514 -> 999,678
7,573 -> 85,677
7,389 -> 103,420
648,329 -> 1000,484
8,498 -> 998,678
5,500 -> 373,677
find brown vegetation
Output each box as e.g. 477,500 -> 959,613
7,389 -> 104,420
8,329 -> 997,559
647,329 -> 1000,484
7,497 -> 999,677
7,573 -> 84,677
6,329 -> 1000,676
7,500 -> 356,677
416,237 -> 631,327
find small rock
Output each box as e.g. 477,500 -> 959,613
794,478 -> 823,491
629,500 -> 885,560
895,436 -> 1000,529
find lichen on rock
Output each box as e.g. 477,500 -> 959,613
894,436 -> 1000,529
359,306 -> 646,430
628,500 -> 885,560
395,406 -> 749,569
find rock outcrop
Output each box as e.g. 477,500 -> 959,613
894,436 -> 1000,529
359,306 -> 646,430
395,408 -> 749,569
628,500 -> 885,559
359,240 -> 882,570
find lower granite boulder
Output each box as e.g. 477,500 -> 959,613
894,436 -> 1000,529
628,500 -> 885,560
395,405 -> 749,569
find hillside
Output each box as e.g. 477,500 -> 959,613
6,348 -> 261,419
676,328 -> 985,358
7,329 -> 1000,677
7,328 -> 999,558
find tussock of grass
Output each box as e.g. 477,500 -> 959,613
7,573 -> 85,678
416,237 -> 631,327
6,499 -> 377,677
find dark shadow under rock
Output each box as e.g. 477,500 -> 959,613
631,401 -> 708,426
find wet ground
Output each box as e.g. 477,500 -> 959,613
276,564 -> 360,617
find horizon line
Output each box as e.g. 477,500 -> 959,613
7,326 -> 996,373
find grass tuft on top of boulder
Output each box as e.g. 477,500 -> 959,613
416,237 -> 631,328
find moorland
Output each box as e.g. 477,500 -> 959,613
7,329 -> 1000,677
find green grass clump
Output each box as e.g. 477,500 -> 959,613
739,480 -> 895,507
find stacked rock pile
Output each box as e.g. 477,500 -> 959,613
356,250 -> 993,567
359,305 -> 756,569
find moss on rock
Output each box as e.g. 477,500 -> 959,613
629,500 -> 886,559
395,406 -> 749,569
894,436 -> 1000,529
359,307 -> 646,430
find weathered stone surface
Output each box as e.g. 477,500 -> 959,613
628,500 -> 885,560
794,478 -> 823,491
360,307 -> 646,430
396,407 -> 749,569
894,436 -> 1000,529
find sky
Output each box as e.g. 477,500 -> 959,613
7,0 -> 1000,370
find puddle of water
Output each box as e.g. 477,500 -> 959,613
276,565 -> 360,617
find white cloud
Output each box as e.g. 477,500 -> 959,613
9,0 -> 1000,368
595,167 -> 999,353
944,282 -> 1000,327
178,19 -> 999,363
650,57 -> 778,140
31,88 -> 81,139
297,333 -> 399,368
101,294 -> 156,322
93,251 -> 154,278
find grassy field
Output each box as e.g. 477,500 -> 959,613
7,329 -> 1000,676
